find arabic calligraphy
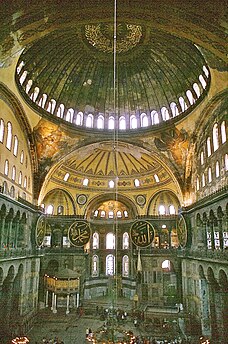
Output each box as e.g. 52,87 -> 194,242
130,220 -> 154,247
177,215 -> 187,247
36,215 -> 47,247
68,221 -> 91,247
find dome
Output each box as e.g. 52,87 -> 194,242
16,24 -> 210,132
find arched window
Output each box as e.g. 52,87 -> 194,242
46,204 -> 54,215
202,173 -> 205,187
10,186 -> 15,198
57,104 -> 65,118
12,165 -> 16,181
186,90 -> 195,105
24,176 -> 27,189
200,151 -> 204,165
86,114 -> 93,128
108,211 -> 114,218
0,119 -> 4,142
159,205 -> 166,215
170,102 -> 179,117
3,181 -> 8,194
134,179 -> 140,187
57,205 -> 64,215
20,151 -> 24,164
97,115 -> 104,129
106,232 -> 115,249
123,232 -> 129,249
196,177 -> 199,191
162,259 -> 171,271
179,97 -> 187,112
213,123 -> 219,151
169,205 -> 176,215
30,87 -> 40,102
108,116 -> 115,130
106,254 -> 115,275
92,255 -> 99,277
130,115 -> 137,129
13,135 -> 18,156
63,173 -> 70,181
141,113 -> 148,127
6,122 -> 12,150
225,154 -> 228,171
203,65 -> 209,78
109,180 -> 114,188
94,210 -> 98,217
19,70 -> 27,85
47,99 -> 56,114
4,159 -> 9,175
38,93 -> 47,108
19,171 -> 22,185
221,121 -> 226,144
17,60 -> 25,74
123,210 -> 128,218
93,232 -> 99,249
154,174 -> 159,183
199,74 -> 207,89
208,167 -> 212,183
207,137 -> 211,157
122,255 -> 129,277
119,116 -> 126,130
116,210 -> 122,218
151,110 -> 159,125
193,83 -> 201,98
83,178 -> 89,186
215,161 -> 220,178
25,79 -> 33,93
161,107 -> 170,121
65,108 -> 74,122
75,111 -> 83,125
100,210 -> 106,218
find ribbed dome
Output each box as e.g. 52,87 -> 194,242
16,24 -> 210,132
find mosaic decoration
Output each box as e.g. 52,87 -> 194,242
130,220 -> 154,247
68,221 -> 91,247
35,215 -> 49,247
177,214 -> 188,247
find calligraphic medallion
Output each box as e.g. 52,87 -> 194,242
177,214 -> 188,247
130,220 -> 154,247
68,221 -> 91,247
35,215 -> 47,247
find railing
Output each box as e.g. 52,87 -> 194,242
177,248 -> 228,261
0,247 -> 44,260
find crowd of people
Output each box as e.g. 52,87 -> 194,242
35,337 -> 65,344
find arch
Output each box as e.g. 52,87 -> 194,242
41,188 -> 76,215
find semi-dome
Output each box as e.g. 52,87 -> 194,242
15,24 -> 210,132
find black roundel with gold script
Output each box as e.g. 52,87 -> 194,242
68,221 -> 91,247
130,220 -> 154,247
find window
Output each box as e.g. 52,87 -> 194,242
30,87 -> 39,102
25,79 -> 33,93
215,161 -> 220,178
208,167 -> 212,183
196,177 -> 199,191
108,116 -> 115,130
57,205 -> 64,215
64,173 -> 70,181
10,186 -> 15,198
161,107 -> 169,121
94,210 -> 98,217
123,232 -> 129,249
119,116 -> 126,130
6,122 -> 12,150
151,111 -> 159,125
4,159 -> 9,175
13,135 -> 18,156
57,104 -> 65,118
130,115 -> 137,129
179,97 -> 187,112
93,232 -> 99,249
19,171 -> 22,185
162,260 -> 171,271
154,174 -> 159,183
0,119 -> 4,142
122,255 -> 129,277
38,93 -> 47,108
123,210 -> 128,218
46,204 -> 54,215
200,151 -> 204,165
202,173 -> 205,187
83,178 -> 89,186
213,123 -> 219,151
66,108 -> 74,122
186,90 -> 195,105
159,205 -> 166,215
207,137 -> 211,157
19,70 -> 27,85
203,65 -> 209,78
12,166 -> 16,181
109,180 -> 114,188
100,210 -> 106,218
75,111 -> 83,125
134,179 -> 140,187
17,60 -> 25,74
106,232 -> 115,249
106,254 -> 115,276
169,205 -> 176,214
92,255 -> 99,277
170,102 -> 179,117
221,121 -> 226,144
47,99 -> 56,114
97,115 -> 104,129
225,154 -> 228,171
141,113 -> 148,127
193,83 -> 201,98
116,210 -> 122,218
199,75 -> 207,89
20,151 -> 24,164
108,211 -> 114,218
86,114 -> 93,128
24,176 -> 27,189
